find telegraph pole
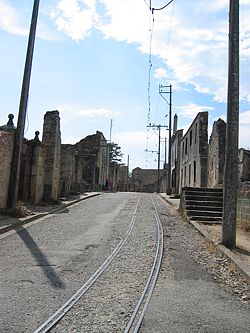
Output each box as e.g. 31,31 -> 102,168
147,124 -> 168,192
7,0 -> 40,209
222,0 -> 239,248
159,84 -> 172,195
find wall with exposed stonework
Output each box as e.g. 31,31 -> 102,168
207,119 -> 226,188
237,182 -> 250,231
42,111 -> 61,202
130,167 -> 166,193
179,112 -> 208,192
238,149 -> 250,182
0,131 -> 14,208
19,135 -> 45,204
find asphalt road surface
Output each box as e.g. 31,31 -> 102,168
0,192 -> 249,333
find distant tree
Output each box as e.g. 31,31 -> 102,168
108,142 -> 123,163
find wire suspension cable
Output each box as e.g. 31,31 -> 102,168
152,0 -> 174,12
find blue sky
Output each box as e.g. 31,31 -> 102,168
0,0 -> 250,171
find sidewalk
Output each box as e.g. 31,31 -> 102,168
0,192 -> 100,235
159,193 -> 250,282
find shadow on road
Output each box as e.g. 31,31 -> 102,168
15,225 -> 65,289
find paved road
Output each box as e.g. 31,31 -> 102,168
0,192 -> 249,333
0,192 -> 139,332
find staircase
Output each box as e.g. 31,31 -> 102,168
182,187 -> 223,223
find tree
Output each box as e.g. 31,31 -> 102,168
108,142 -> 123,163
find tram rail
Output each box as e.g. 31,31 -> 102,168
33,193 -> 164,333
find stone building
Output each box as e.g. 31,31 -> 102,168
74,131 -> 109,192
207,118 -> 226,188
238,148 -> 250,182
170,114 -> 183,195
179,112 -> 208,192
130,167 -> 167,193
117,165 -> 129,192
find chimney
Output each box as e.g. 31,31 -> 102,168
173,113 -> 178,134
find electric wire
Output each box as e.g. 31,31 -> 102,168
152,0 -> 174,12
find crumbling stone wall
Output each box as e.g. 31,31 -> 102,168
75,131 -> 108,191
19,133 -> 44,204
207,118 -> 226,188
42,111 -> 61,202
60,144 -> 76,196
237,182 -> 250,231
238,148 -> 250,182
179,112 -> 208,192
0,131 -> 14,208
171,129 -> 183,195
130,167 -> 166,193
117,165 -> 129,191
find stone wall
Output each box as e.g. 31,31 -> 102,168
130,167 -> 166,193
117,165 -> 129,191
237,182 -> 250,231
0,131 -> 14,208
179,112 -> 208,192
60,144 -> 76,196
238,148 -> 250,182
19,133 -> 44,204
42,111 -> 61,202
170,129 -> 183,195
207,118 -> 226,188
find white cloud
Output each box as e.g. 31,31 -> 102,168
176,103 -> 215,118
154,67 -> 168,79
58,104 -> 120,119
50,0 -> 98,42
0,0 -> 28,35
77,107 -> 120,118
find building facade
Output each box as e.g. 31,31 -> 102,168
179,112 -> 208,192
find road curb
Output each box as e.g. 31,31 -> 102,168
160,194 -> 250,283
0,193 -> 101,235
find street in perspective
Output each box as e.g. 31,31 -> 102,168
0,1 -> 250,332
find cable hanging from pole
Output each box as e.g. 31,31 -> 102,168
151,0 -> 174,12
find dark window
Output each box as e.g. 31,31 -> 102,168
193,161 -> 196,185
190,130 -> 193,146
195,123 -> 198,144
185,138 -> 188,154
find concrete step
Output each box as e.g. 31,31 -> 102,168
186,205 -> 223,212
185,195 -> 223,202
183,187 -> 223,193
189,216 -> 222,223
187,210 -> 222,217
185,200 -> 223,207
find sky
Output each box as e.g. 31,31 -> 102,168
0,0 -> 250,172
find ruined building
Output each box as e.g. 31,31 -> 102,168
179,112 -> 208,193
207,118 -> 226,188
0,110 -> 126,209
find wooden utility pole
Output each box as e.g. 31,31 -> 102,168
222,0 -> 239,248
7,0 -> 40,209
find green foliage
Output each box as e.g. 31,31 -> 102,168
108,142 -> 123,163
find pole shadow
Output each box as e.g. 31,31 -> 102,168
15,225 -> 65,289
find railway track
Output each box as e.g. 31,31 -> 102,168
34,193 -> 164,333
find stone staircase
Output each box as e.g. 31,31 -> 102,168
181,187 -> 223,223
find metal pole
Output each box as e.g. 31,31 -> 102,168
7,0 -> 40,209
222,0 -> 239,248
167,84 -> 172,194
